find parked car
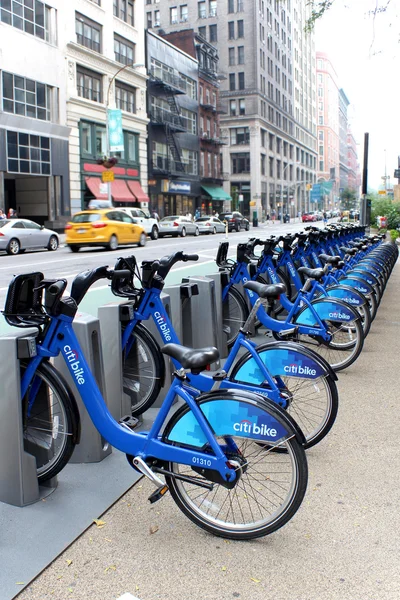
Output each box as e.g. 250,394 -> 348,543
116,207 -> 159,240
194,216 -> 226,234
302,212 -> 318,223
65,209 -> 147,252
0,219 -> 59,255
219,212 -> 250,232
158,216 -> 199,238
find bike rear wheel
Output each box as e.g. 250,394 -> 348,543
22,361 -> 78,483
163,397 -> 308,540
222,286 -> 248,348
123,323 -> 164,416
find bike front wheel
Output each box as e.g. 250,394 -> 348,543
163,394 -> 308,540
21,361 -> 79,483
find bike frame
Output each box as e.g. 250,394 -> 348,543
20,312 -> 240,482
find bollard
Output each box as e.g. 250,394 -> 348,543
181,276 -> 221,369
55,313 -> 112,464
0,330 -> 57,506
203,272 -> 228,359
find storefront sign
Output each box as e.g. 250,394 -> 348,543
169,181 -> 191,194
148,180 -> 157,186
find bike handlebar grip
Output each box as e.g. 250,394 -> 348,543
183,254 -> 199,261
111,269 -> 133,279
44,280 -> 67,315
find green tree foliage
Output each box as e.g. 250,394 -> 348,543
340,188 -> 357,211
370,193 -> 400,229
305,1 -> 334,33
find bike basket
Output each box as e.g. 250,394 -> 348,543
3,272 -> 47,328
111,256 -> 141,302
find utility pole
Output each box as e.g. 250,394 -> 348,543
359,133 -> 370,227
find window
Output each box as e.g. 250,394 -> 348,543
198,25 -> 206,38
181,108 -> 197,134
76,13 -> 101,52
181,149 -> 198,175
147,12 -> 152,27
269,156 -> 274,177
154,10 -> 160,25
239,98 -> 245,115
230,99 -> 236,115
114,34 -> 135,65
229,73 -> 235,91
180,4 -> 188,21
228,0 -> 234,13
209,24 -> 217,41
319,160 -> 324,171
238,46 -> 244,64
77,66 -> 102,102
238,72 -> 245,90
231,153 -> 250,174
261,154 -> 266,175
81,122 -> 92,155
198,1 -> 206,17
113,0 -> 134,26
0,0 -> 51,41
7,131 -> 51,175
90,0 -> 101,4
237,0 -> 243,10
115,81 -> 136,113
180,73 -> 197,99
228,47 -> 235,66
319,145 -> 324,156
230,127 -> 250,145
237,19 -> 244,37
228,21 -> 234,39
209,0 -> 217,16
269,133 -> 274,150
170,6 -> 178,23
318,130 -> 324,141
2,72 -> 52,121
319,115 -> 324,125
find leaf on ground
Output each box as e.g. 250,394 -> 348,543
221,566 -> 227,571
57,575 -> 63,580
93,519 -> 106,528
66,560 -> 73,566
15,582 -> 25,585
104,565 -> 117,573
149,525 -> 159,535
104,538 -> 112,542
251,578 -> 261,584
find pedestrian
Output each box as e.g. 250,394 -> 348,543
266,212 -> 270,226
151,209 -> 159,221
185,211 -> 192,221
271,209 -> 276,223
194,208 -> 200,220
323,211 -> 327,224
0,209 -> 5,220
7,208 -> 17,218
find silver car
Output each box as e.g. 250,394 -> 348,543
0,219 -> 59,255
158,215 -> 199,238
195,216 -> 226,234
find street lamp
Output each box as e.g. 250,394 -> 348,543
280,162 -> 299,224
104,62 -> 145,204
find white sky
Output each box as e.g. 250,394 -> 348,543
314,0 -> 400,190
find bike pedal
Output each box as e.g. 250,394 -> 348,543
148,485 -> 169,504
119,415 -> 140,430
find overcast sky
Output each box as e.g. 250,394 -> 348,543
314,0 -> 400,191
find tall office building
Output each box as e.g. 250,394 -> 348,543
148,0 -> 317,219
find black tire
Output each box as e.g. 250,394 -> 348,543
245,222 -> 250,231
69,245 -> 80,252
138,232 -> 147,247
107,234 -> 118,251
180,227 -> 186,238
235,223 -> 240,232
163,395 -> 308,540
7,238 -> 20,255
150,226 -> 159,241
212,227 -> 217,235
230,348 -> 339,449
47,235 -> 59,251
194,227 -> 200,236
21,361 -> 79,483
222,286 -> 249,347
122,323 -> 165,416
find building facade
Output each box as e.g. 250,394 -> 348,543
146,30 -> 200,217
347,131 -> 359,192
150,0 -> 317,220
338,88 -> 350,193
0,0 -> 70,228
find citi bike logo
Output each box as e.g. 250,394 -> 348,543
267,266 -> 277,282
233,419 -> 278,438
328,311 -> 351,320
284,363 -> 317,376
154,311 -> 172,342
342,296 -> 359,305
288,262 -> 297,278
63,345 -> 85,385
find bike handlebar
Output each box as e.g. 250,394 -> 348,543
155,252 -> 199,280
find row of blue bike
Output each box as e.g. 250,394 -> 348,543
3,222 -> 397,540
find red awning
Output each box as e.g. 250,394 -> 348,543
127,180 -> 150,203
85,176 -> 108,200
111,179 -> 135,203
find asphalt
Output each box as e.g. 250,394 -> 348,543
15,244 -> 400,600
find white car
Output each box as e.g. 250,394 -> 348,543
113,207 -> 159,240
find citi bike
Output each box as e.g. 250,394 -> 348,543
3,269 -> 308,540
69,251 -> 339,450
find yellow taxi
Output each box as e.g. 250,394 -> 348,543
65,209 -> 147,252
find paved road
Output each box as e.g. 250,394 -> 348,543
0,219 -> 328,307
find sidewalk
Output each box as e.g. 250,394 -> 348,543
16,256 -> 400,600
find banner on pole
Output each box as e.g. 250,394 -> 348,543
107,109 -> 124,152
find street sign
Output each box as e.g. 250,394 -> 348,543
102,170 -> 114,183
378,190 -> 386,195
249,200 -> 256,206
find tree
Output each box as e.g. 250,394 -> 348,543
340,188 -> 357,211
370,193 -> 400,229
305,0 -> 394,32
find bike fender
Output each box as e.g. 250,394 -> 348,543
346,269 -> 378,287
325,285 -> 367,307
232,342 -> 329,383
165,390 -> 306,447
294,297 -> 359,325
336,276 -> 373,296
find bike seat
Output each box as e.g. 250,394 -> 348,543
161,343 -> 219,371
243,281 -> 286,299
297,267 -> 325,281
318,254 -> 342,266
339,246 -> 358,256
